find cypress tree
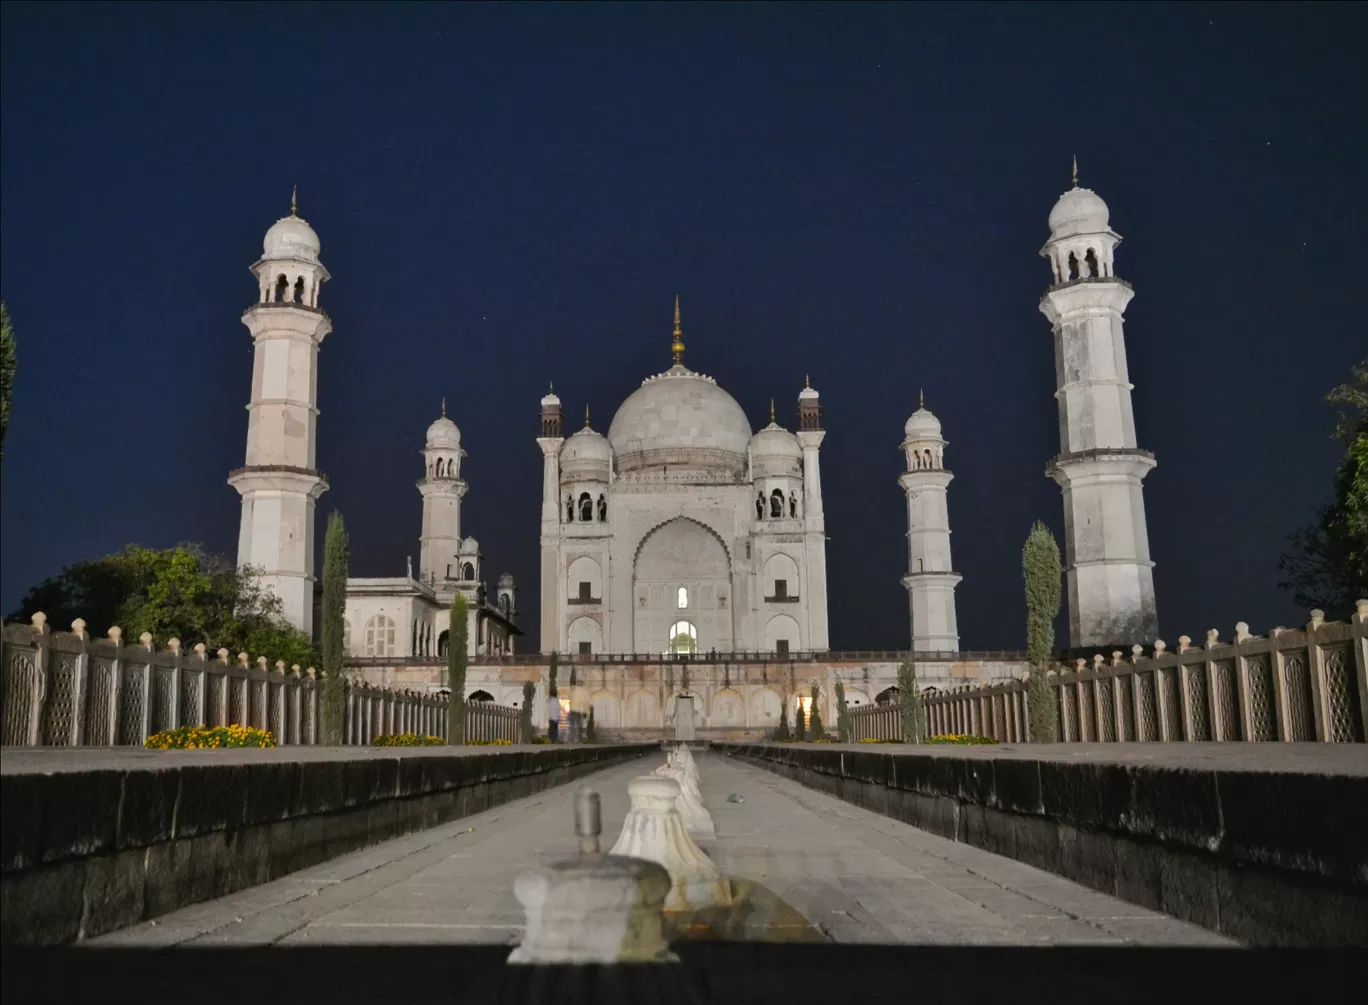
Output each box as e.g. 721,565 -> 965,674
809,684 -> 825,740
320,511 -> 349,745
1023,520 -> 1063,742
586,704 -> 597,743
834,679 -> 851,743
520,680 -> 535,743
447,592 -> 469,744
897,659 -> 925,743
548,650 -> 559,697
776,697 -> 790,742
794,694 -> 807,741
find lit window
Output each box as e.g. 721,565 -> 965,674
667,620 -> 697,655
677,586 -> 688,609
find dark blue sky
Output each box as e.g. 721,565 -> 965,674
2,3 -> 1363,650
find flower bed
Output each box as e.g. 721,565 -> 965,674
145,725 -> 275,749
927,733 -> 997,745
373,733 -> 443,747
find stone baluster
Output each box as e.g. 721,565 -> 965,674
137,633 -> 155,742
105,627 -> 124,745
608,775 -> 729,911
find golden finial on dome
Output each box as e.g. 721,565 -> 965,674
671,295 -> 685,365
1071,155 -> 1078,189
291,185 -> 298,217
549,381 -> 554,394
770,398 -> 776,424
919,388 -> 924,410
441,396 -> 447,418
585,405 -> 591,428
804,374 -> 811,389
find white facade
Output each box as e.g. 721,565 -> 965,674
538,303 -> 830,657
1040,171 -> 1158,647
229,197 -> 331,635
900,397 -> 961,652
344,408 -> 518,665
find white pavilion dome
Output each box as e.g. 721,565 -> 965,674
263,214 -> 321,263
904,407 -> 942,439
425,414 -> 462,449
1047,187 -> 1110,240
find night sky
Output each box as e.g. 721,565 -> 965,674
2,3 -> 1363,651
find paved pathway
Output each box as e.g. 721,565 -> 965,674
89,749 -> 1233,948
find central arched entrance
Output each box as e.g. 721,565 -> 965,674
632,517 -> 732,653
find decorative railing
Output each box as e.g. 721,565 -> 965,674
346,647 -> 1031,668
846,604 -> 1368,744
0,614 -> 519,747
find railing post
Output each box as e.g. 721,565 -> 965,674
1354,601 -> 1368,742
138,634 -> 155,743
192,644 -> 209,728
68,619 -> 90,746
107,627 -> 124,745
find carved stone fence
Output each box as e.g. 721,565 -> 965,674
1,614 -> 520,747
846,604 -> 1368,744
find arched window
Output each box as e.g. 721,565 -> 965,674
364,615 -> 396,657
274,275 -> 288,302
756,494 -> 765,519
924,448 -> 932,468
1084,248 -> 1099,279
667,620 -> 697,655
677,586 -> 689,609
461,562 -> 475,580
1067,251 -> 1079,281
469,690 -> 495,703
437,629 -> 449,657
876,686 -> 900,706
500,593 -> 511,614
293,276 -> 306,303
597,494 -> 607,521
566,497 -> 575,522
789,492 -> 798,518
770,489 -> 784,518
579,493 -> 593,522
412,619 -> 418,656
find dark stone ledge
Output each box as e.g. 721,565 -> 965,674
710,742 -> 1368,948
0,744 -> 655,946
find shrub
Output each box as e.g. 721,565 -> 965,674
466,737 -> 513,746
146,725 -> 275,749
374,733 -> 443,747
927,733 -> 997,745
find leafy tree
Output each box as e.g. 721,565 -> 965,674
794,693 -> 806,741
548,650 -> 559,697
834,679 -> 851,743
0,301 -> 14,464
1023,521 -> 1062,742
319,512 -> 349,745
520,680 -> 535,743
897,659 -> 924,743
1280,360 -> 1368,619
447,593 -> 469,744
586,705 -> 598,743
808,684 -> 825,740
776,696 -> 790,742
7,544 -> 316,667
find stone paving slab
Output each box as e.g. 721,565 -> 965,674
0,744 -> 563,774
89,749 -> 1233,948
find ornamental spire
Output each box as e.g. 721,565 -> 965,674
770,398 -> 776,424
671,295 -> 685,365
919,388 -> 924,409
1071,155 -> 1078,189
441,396 -> 447,418
291,185 -> 298,217
585,405 -> 591,428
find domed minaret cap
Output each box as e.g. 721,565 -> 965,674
262,187 -> 321,262
904,391 -> 942,437
1047,159 -> 1110,239
798,374 -> 819,401
426,400 -> 462,448
541,381 -> 561,408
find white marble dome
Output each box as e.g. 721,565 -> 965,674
904,407 -> 942,439
607,366 -> 753,474
1048,187 -> 1110,240
263,214 -> 321,263
750,424 -> 802,459
458,536 -> 480,554
426,415 -> 462,449
560,426 -> 611,481
541,390 -> 561,408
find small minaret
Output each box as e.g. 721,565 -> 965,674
1040,161 -> 1158,646
497,572 -> 517,619
418,400 -> 467,587
899,393 -> 961,652
537,385 -> 565,652
795,376 -> 830,651
228,191 -> 331,635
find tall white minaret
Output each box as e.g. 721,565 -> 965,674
536,386 -> 564,653
1040,161 -> 1158,647
900,393 -> 961,652
228,191 -> 331,635
418,400 -> 467,587
796,377 -> 830,651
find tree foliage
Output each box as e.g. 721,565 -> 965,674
586,704 -> 598,743
0,301 -> 15,464
320,513 -> 349,745
520,680 -> 536,743
1279,360 -> 1368,619
548,650 -> 559,696
7,543 -> 316,666
775,695 -> 791,742
447,592 -> 469,744
897,659 -> 924,743
1023,521 -> 1062,742
834,679 -> 851,743
808,684 -> 825,740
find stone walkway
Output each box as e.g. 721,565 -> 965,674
89,749 -> 1234,948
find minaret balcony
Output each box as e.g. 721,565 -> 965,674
242,301 -> 330,321
228,463 -> 328,485
1044,275 -> 1133,296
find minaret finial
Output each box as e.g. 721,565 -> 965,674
291,185 -> 298,217
770,398 -> 776,424
1071,155 -> 1078,188
549,380 -> 554,394
805,373 -> 811,389
441,396 -> 447,418
585,405 -> 591,428
671,296 -> 685,365
919,388 -> 924,409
